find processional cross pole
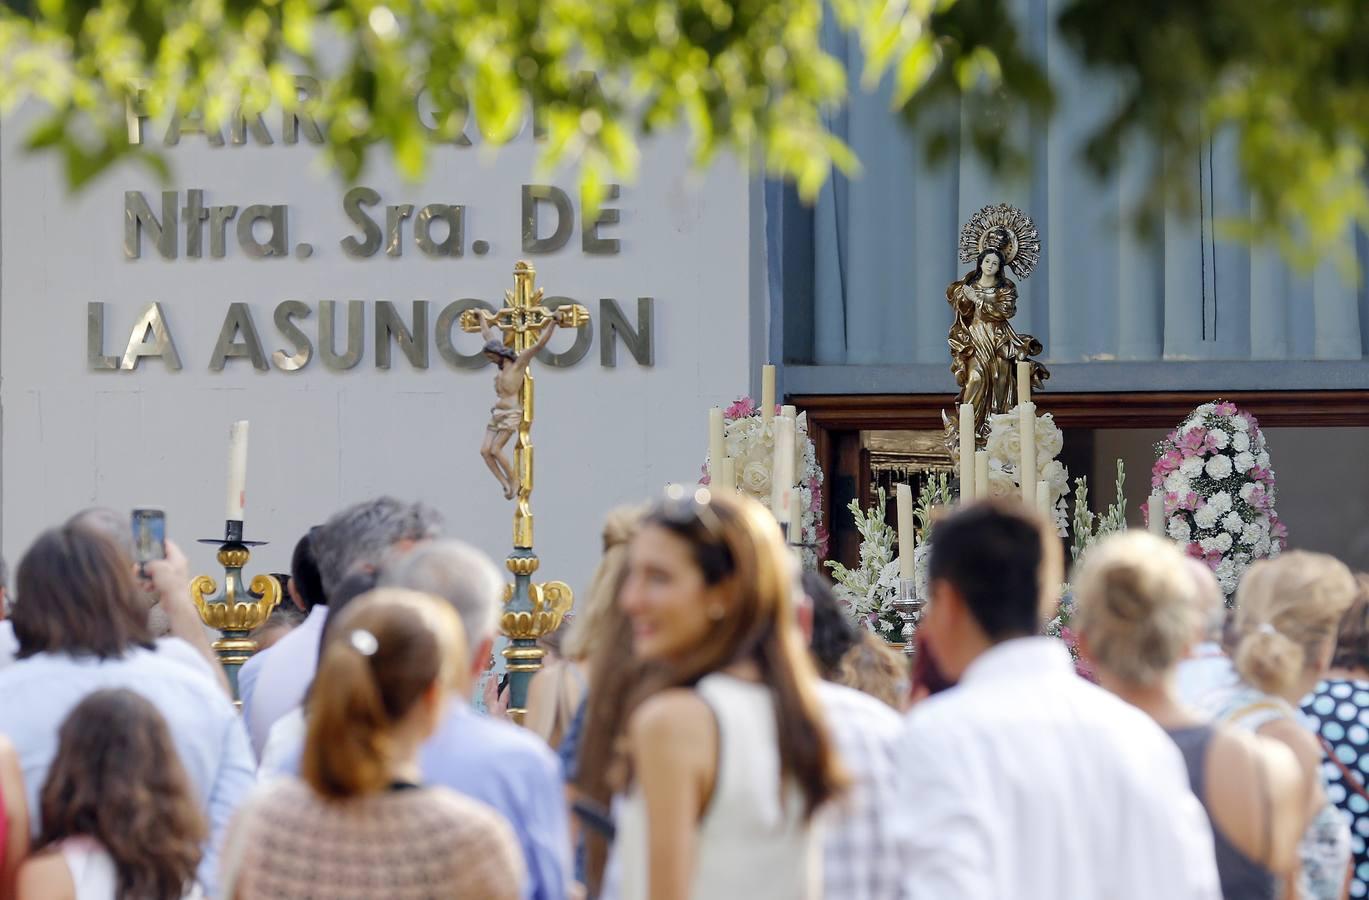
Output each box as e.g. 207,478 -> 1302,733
460,261 -> 589,722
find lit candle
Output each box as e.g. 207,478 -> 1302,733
896,483 -> 915,580
1036,479 -> 1051,519
959,403 -> 975,502
226,420 -> 249,521
718,457 -> 736,494
1149,492 -> 1165,536
761,365 -> 776,424
788,487 -> 803,544
771,415 -> 795,518
1017,359 -> 1032,406
974,450 -> 990,501
1020,401 -> 1036,508
708,407 -> 725,481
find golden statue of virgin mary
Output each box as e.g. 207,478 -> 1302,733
946,204 -> 1049,445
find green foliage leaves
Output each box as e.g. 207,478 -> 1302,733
1,0 -> 1367,259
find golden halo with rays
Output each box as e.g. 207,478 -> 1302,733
958,204 -> 1041,280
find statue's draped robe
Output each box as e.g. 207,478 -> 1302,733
947,274 -> 1045,439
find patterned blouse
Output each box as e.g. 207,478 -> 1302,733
223,777 -> 526,900
1303,678 -> 1369,900
1200,682 -> 1352,900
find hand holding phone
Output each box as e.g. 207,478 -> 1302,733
131,508 -> 167,567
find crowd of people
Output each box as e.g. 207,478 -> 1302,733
0,489 -> 1363,899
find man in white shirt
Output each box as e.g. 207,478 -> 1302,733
894,502 -> 1221,900
241,498 -> 441,755
797,572 -> 907,900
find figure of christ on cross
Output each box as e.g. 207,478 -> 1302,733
479,312 -> 557,499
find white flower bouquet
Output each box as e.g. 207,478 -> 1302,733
983,405 -> 1070,534
702,397 -> 826,568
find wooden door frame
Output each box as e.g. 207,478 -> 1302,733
795,390 -> 1369,555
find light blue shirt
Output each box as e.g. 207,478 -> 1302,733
264,701 -> 571,900
240,604 -> 328,757
0,647 -> 255,897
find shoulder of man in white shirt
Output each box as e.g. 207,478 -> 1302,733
816,680 -> 902,736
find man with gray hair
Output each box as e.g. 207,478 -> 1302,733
260,540 -> 572,900
240,496 -> 442,755
1175,559 -> 1237,710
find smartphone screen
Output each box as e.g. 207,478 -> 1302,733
131,508 -> 166,565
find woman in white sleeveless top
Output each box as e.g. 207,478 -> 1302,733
16,689 -> 206,900
611,489 -> 846,900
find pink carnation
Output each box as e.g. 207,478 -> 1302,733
1151,473 -> 1165,489
1247,485 -> 1271,510
1184,542 -> 1205,560
724,396 -> 757,419
1156,450 -> 1183,475
1177,428 -> 1208,454
1269,515 -> 1288,543
1214,401 -> 1239,416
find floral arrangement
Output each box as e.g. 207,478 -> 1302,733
702,396 -> 826,569
983,406 -> 1071,534
1044,461 -> 1129,682
1150,400 -> 1286,598
826,475 -> 952,640
824,487 -> 903,637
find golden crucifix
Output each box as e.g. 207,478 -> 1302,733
459,261 -> 586,721
460,260 -> 589,548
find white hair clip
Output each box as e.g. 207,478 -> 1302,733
349,629 -> 379,657
1257,623 -> 1277,636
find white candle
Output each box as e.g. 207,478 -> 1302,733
226,420 -> 249,521
761,365 -> 776,424
771,415 -> 795,518
974,450 -> 990,501
896,483 -> 915,580
718,457 -> 736,494
1036,480 -> 1051,519
781,404 -> 796,420
958,403 -> 975,503
708,407 -> 725,481
1017,359 -> 1032,406
787,487 -> 803,544
1020,401 -> 1036,508
1149,492 -> 1165,536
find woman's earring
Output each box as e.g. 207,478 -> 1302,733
707,604 -> 725,621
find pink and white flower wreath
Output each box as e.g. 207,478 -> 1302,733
1148,400 -> 1286,598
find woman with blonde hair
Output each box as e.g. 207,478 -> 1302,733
1197,551 -> 1359,900
612,489 -> 845,899
222,589 -> 525,900
1075,533 -> 1310,899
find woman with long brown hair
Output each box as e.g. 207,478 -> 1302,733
611,488 -> 845,899
15,689 -> 206,899
222,588 -> 525,900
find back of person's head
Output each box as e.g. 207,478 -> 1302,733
1183,558 -> 1226,643
1232,551 -> 1358,697
377,540 -> 502,656
38,689 -> 205,899
13,524 -> 153,659
803,571 -> 859,680
64,507 -> 135,561
1331,575 -> 1369,672
1073,531 -> 1200,686
564,505 -> 645,662
304,588 -> 467,799
632,490 -> 844,818
311,498 -> 443,599
835,632 -> 909,708
290,529 -> 326,610
928,501 -> 1062,641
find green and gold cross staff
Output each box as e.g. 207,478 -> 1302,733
460,261 -> 588,721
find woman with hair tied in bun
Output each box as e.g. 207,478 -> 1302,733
221,589 -> 525,900
1074,533 -> 1309,900
1197,551 -> 1360,900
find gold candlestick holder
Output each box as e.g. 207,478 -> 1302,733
191,520 -> 281,701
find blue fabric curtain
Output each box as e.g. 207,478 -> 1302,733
772,0 -> 1369,366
